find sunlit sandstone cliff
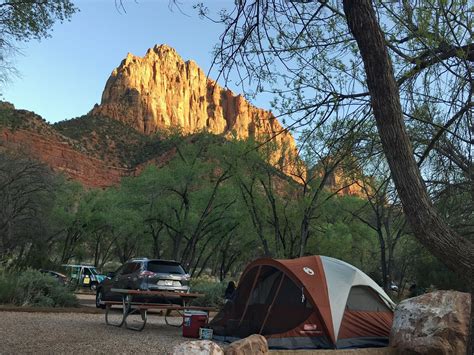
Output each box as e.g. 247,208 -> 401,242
91,44 -> 303,178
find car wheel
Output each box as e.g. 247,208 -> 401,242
96,289 -> 106,309
90,282 -> 97,291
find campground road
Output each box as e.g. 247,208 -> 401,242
75,292 -> 96,307
0,311 -> 186,354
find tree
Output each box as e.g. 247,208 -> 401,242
197,0 -> 473,349
341,0 -> 472,278
0,0 -> 77,86
348,177 -> 408,292
0,151 -> 54,265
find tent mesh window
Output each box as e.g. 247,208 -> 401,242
345,286 -> 391,312
260,273 -> 313,335
238,266 -> 313,336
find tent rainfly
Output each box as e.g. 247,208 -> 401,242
210,255 -> 395,349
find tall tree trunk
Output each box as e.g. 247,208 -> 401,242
299,216 -> 310,257
342,0 -> 473,278
343,1 -> 474,352
377,229 -> 388,291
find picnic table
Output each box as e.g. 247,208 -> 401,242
104,288 -> 215,331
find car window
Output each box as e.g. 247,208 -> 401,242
114,265 -> 124,274
122,262 -> 141,275
147,261 -> 185,274
69,266 -> 80,278
88,267 -> 98,275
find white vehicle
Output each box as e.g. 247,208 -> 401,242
62,264 -> 106,290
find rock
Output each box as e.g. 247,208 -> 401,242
1,127 -> 131,189
389,290 -> 471,355
172,340 -> 224,355
225,334 -> 268,355
91,44 -> 303,178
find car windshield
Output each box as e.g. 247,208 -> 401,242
88,267 -> 98,275
147,261 -> 185,274
61,266 -> 79,278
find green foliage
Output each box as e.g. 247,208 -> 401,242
0,272 -> 17,303
0,0 -> 78,85
0,103 -> 21,128
53,115 -> 179,166
0,151 -> 56,265
3,126 -> 468,294
1,0 -> 77,42
0,270 -> 78,307
407,244 -> 468,292
189,276 -> 227,308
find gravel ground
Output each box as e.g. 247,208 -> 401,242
0,310 -> 189,354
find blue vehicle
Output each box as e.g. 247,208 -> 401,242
62,264 -> 106,291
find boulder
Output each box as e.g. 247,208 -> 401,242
225,334 -> 269,355
172,340 -> 224,355
390,290 -> 471,354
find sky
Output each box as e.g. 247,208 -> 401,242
3,0 -> 265,123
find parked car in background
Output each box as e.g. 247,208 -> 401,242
39,269 -> 68,285
96,258 -> 190,308
61,264 -> 106,291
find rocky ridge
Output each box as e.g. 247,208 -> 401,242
91,44 -> 303,177
0,46 -> 366,194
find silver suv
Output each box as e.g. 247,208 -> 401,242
96,258 -> 190,308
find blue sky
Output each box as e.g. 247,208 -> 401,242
3,0 -> 266,123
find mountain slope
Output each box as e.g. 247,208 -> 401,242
91,44 -> 303,178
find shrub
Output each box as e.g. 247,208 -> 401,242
0,272 -> 17,304
0,270 -> 78,308
190,276 -> 227,308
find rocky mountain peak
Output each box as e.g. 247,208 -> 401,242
91,44 -> 302,177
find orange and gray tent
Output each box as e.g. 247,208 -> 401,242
210,256 -> 394,349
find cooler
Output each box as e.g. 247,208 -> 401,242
183,310 -> 208,338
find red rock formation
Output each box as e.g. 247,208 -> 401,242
1,128 -> 131,188
326,168 -> 368,197
91,44 -> 303,178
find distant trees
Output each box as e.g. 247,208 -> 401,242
1,129 -> 464,295
0,152 -> 54,265
348,177 -> 408,292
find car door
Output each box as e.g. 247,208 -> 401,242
81,267 -> 92,287
103,264 -> 126,301
121,262 -> 141,289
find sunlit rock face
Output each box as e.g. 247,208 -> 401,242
91,44 -> 303,178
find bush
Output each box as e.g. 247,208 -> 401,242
190,276 -> 227,308
0,273 -> 16,304
0,270 -> 78,308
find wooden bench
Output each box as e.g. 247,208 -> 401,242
105,301 -> 215,311
103,291 -> 215,331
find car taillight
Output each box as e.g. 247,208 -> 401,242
139,271 -> 155,277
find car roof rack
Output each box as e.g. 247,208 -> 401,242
127,257 -> 149,262
126,258 -> 180,263
62,264 -> 96,267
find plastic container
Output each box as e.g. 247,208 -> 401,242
199,327 -> 213,340
182,310 -> 208,338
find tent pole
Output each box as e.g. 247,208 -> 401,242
259,273 -> 285,334
238,265 -> 262,327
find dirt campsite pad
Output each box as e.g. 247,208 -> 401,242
0,311 -> 187,354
